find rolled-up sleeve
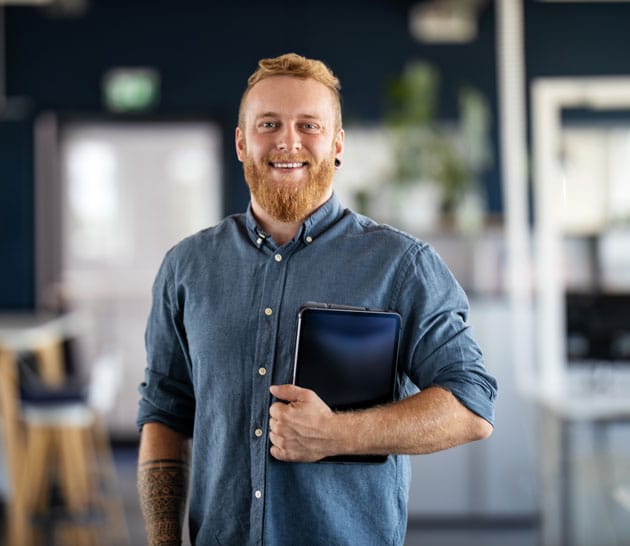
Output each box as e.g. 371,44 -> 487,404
137,250 -> 195,436
395,243 -> 497,426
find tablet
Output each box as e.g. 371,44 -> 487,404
292,303 -> 401,463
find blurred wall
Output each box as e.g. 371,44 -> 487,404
0,0 -> 499,308
4,0 -> 630,309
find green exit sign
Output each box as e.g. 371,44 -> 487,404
103,68 -> 160,113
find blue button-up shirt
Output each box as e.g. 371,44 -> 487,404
137,194 -> 497,546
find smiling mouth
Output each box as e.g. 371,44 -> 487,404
269,161 -> 307,169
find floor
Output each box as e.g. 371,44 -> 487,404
405,526 -> 537,546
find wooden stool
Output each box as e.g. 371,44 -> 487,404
1,338 -> 129,546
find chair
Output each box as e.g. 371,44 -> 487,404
0,335 -> 129,546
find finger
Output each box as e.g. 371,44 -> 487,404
269,384 -> 311,402
268,416 -> 284,434
269,402 -> 292,421
268,430 -> 283,449
270,444 -> 288,461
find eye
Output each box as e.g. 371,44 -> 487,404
301,122 -> 320,132
258,121 -> 278,130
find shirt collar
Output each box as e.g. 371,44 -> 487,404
245,193 -> 345,249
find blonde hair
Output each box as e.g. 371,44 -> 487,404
238,52 -> 342,129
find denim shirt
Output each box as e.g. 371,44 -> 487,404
137,194 -> 497,546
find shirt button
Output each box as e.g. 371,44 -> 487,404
306,236 -> 313,244
256,237 -> 263,245
274,253 -> 282,262
254,428 -> 263,437
255,490 -> 262,499
258,367 -> 267,376
264,307 -> 273,316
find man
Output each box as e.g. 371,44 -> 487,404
137,52 -> 497,546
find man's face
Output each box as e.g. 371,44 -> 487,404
235,75 -> 344,223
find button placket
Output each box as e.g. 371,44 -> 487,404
251,242 -> 294,541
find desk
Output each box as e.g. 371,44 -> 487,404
0,312 -> 83,346
0,312 -> 83,385
536,388 -> 630,546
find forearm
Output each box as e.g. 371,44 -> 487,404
138,422 -> 190,546
333,386 -> 493,456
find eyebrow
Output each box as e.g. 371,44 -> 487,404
257,112 -> 322,120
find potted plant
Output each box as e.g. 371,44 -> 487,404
384,61 -> 492,231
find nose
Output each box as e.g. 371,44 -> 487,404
276,125 -> 302,152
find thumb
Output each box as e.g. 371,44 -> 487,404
269,384 -> 311,402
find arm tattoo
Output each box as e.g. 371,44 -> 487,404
138,458 -> 190,546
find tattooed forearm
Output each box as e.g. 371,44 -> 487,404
138,458 -> 190,546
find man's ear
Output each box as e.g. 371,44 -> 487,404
235,126 -> 245,162
334,127 -> 345,163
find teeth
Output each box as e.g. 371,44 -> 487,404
273,162 -> 304,168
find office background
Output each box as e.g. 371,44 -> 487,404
2,1 -> 630,545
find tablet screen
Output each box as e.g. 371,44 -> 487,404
292,304 -> 400,463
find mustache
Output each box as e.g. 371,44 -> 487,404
266,153 -> 313,164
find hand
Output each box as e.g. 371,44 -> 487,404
268,384 -> 339,462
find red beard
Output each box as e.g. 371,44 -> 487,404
243,149 -> 335,223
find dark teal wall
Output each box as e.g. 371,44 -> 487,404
0,118 -> 35,308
